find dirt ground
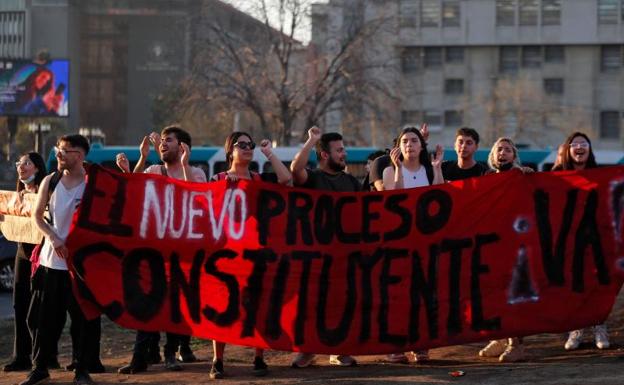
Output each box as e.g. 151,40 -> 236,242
2,291 -> 624,385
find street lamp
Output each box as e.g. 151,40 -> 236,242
79,127 -> 105,144
28,122 -> 51,158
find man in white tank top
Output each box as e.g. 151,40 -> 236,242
25,135 -> 97,385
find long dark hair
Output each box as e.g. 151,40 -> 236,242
224,131 -> 253,168
16,152 -> 47,192
553,131 -> 598,170
396,126 -> 432,168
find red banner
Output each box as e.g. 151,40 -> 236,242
65,165 -> 624,354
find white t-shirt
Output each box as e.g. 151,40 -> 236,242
401,166 -> 429,188
39,179 -> 86,270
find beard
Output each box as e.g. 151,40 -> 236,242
161,150 -> 178,164
328,157 -> 345,172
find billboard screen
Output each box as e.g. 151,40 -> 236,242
0,59 -> 69,117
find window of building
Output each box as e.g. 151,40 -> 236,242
541,0 -> 561,25
543,78 -> 564,95
0,12 -> 26,58
496,0 -> 516,26
399,0 -> 419,27
442,1 -> 460,27
424,47 -> 443,68
600,111 -> 621,139
445,46 -> 464,63
401,47 -> 420,72
421,0 -> 440,27
424,110 -> 442,131
522,46 -> 541,67
598,0 -> 619,24
601,45 -> 622,71
444,79 -> 464,94
401,110 -> 422,125
500,46 -> 519,73
544,45 -> 564,63
444,110 -> 463,127
519,0 -> 538,25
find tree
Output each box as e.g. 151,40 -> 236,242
180,0 -> 397,145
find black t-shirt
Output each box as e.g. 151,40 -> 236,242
442,161 -> 487,181
368,154 -> 391,190
303,168 -> 361,192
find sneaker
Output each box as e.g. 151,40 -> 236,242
594,325 -> 610,349
291,353 -> 315,368
411,350 -> 429,363
565,329 -> 583,350
164,355 -> 182,371
73,371 -> 94,385
19,368 -> 50,385
385,353 -> 408,363
479,340 -> 507,357
252,356 -> 268,377
499,344 -> 525,362
209,360 -> 224,380
3,358 -> 31,372
178,350 -> 197,363
329,355 -> 357,366
117,359 -> 147,374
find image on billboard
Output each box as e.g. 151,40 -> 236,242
0,59 -> 69,117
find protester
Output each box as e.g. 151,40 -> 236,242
382,126 -> 443,363
208,131 -> 292,380
441,127 -> 487,181
478,137 -> 532,363
289,126 -> 360,368
551,132 -> 607,351
25,135 -> 98,385
117,126 -> 205,375
4,153 -> 47,373
361,150 -> 385,190
550,144 -> 566,171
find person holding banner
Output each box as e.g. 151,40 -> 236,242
3,152 -> 47,373
552,132 -> 609,351
208,131 -> 292,379
441,127 -> 487,182
117,126 -> 205,375
289,127 -> 361,368
382,126 -> 444,363
24,135 -> 98,385
478,137 -> 532,362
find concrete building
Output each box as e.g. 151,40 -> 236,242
0,0 -> 278,146
311,0 -> 624,149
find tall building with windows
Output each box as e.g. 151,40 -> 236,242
311,0 -> 624,149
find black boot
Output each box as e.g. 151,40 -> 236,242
118,357 -> 147,374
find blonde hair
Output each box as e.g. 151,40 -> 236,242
488,137 -> 522,170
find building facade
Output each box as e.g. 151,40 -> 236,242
311,0 -> 624,149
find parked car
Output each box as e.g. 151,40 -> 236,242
0,231 -> 17,291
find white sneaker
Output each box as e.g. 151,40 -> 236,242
291,353 -> 315,368
564,329 -> 583,350
479,340 -> 507,357
328,355 -> 356,366
594,325 -> 610,349
499,344 -> 525,362
411,350 -> 429,363
385,353 -> 408,363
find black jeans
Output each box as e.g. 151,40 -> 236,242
27,266 -> 99,372
12,256 -> 31,362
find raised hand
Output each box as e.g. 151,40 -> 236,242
139,136 -> 150,158
180,142 -> 190,166
115,152 -> 130,173
307,126 -> 321,143
420,123 -> 429,142
431,144 -> 444,168
260,139 -> 273,158
148,132 -> 161,149
389,147 -> 402,169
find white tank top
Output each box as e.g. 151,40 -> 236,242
402,166 -> 429,188
39,179 -> 86,270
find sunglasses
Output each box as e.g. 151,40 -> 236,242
15,160 -> 33,168
234,141 -> 256,150
570,142 -> 589,149
54,146 -> 82,156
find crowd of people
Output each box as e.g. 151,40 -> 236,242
3,123 -> 609,385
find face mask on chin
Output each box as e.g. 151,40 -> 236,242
20,174 -> 36,185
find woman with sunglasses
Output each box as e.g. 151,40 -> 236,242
4,152 -> 48,372
209,131 -> 291,379
551,132 -> 608,351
